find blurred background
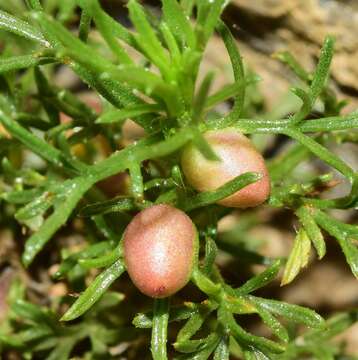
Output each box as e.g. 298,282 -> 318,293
0,0 -> 357,358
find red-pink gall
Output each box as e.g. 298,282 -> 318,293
181,129 -> 270,208
123,204 -> 197,298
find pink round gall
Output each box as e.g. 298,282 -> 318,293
123,204 -> 197,298
181,129 -> 270,208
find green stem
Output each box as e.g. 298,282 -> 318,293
89,128 -> 195,181
151,298 -> 170,360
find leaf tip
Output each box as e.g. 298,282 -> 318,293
60,310 -> 75,322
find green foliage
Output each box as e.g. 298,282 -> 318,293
0,0 -> 357,359
0,279 -> 128,359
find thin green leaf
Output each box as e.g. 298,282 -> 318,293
77,0 -> 136,47
11,300 -> 56,329
129,163 -> 144,200
202,237 -> 218,276
133,312 -> 153,329
314,210 -> 358,278
16,327 -> 53,343
35,12 -> 178,113
192,72 -> 214,122
92,215 -> 118,242
202,1 -> 226,45
255,304 -> 289,342
182,172 -> 261,211
34,66 -> 60,125
128,0 -> 169,76
144,177 -> 175,191
25,0 -> 42,11
300,113 -> 358,133
285,128 -> 355,183
15,191 -> 54,221
296,206 -> 326,259
218,307 -> 285,354
46,338 -> 77,360
290,36 -> 335,125
57,0 -> 77,23
0,10 -> 48,46
89,0 -> 132,64
176,304 -> 213,343
78,7 -> 91,42
180,0 -> 194,16
53,241 -> 113,279
175,334 -> 218,353
79,197 -> 136,217
0,111 -> 75,171
15,113 -> 53,131
223,294 -> 257,315
90,291 -> 125,313
78,244 -> 122,269
0,54 -> 54,74
303,310 -> 358,343
191,130 -> 220,161
217,20 -> 245,119
160,21 -> 181,66
281,228 -> 311,286
310,36 -> 335,101
162,0 -> 196,48
213,334 -> 230,360
175,333 -> 220,360
22,178 -> 93,266
290,87 -> 312,125
96,104 -> 161,124
252,297 -> 325,328
272,51 -> 310,82
243,347 -> 271,360
61,259 -> 125,321
1,188 -> 43,204
72,64 -> 154,131
31,336 -> 58,352
237,259 -> 283,294
191,269 -> 221,298
0,334 -> 24,348
205,76 -> 259,110
133,303 -> 207,329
